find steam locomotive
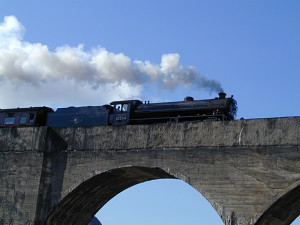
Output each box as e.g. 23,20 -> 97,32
0,92 -> 237,127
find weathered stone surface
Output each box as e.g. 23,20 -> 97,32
52,117 -> 300,150
45,166 -> 175,225
52,146 -> 299,225
0,127 -> 46,152
0,117 -> 299,225
0,127 -> 46,225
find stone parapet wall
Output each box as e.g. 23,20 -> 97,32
0,127 -> 47,152
53,117 -> 300,151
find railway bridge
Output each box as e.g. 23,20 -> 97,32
0,117 -> 299,225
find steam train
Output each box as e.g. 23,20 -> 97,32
0,92 -> 237,127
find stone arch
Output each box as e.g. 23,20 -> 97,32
255,184 -> 300,225
45,166 -> 175,225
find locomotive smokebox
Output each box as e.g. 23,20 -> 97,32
218,92 -> 226,99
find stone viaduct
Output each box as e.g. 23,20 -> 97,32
0,117 -> 299,225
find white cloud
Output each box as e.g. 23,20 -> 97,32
0,15 -> 222,109
0,79 -> 142,109
0,15 -> 25,50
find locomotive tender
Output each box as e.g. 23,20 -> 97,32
0,92 -> 237,127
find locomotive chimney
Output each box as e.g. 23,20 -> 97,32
184,96 -> 194,101
218,92 -> 226,99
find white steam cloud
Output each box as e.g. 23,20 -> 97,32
0,15 -> 223,108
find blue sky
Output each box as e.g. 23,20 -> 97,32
0,1 -> 299,224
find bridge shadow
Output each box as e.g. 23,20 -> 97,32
255,184 -> 300,225
45,166 -> 175,224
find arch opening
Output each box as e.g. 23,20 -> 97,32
45,166 -> 175,225
291,216 -> 300,225
95,178 -> 224,225
255,185 -> 300,225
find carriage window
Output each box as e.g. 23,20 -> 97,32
4,113 -> 16,124
29,113 -> 35,123
20,114 -> 28,124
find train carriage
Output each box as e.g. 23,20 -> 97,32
0,107 -> 53,127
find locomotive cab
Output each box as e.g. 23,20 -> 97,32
110,100 -> 142,125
